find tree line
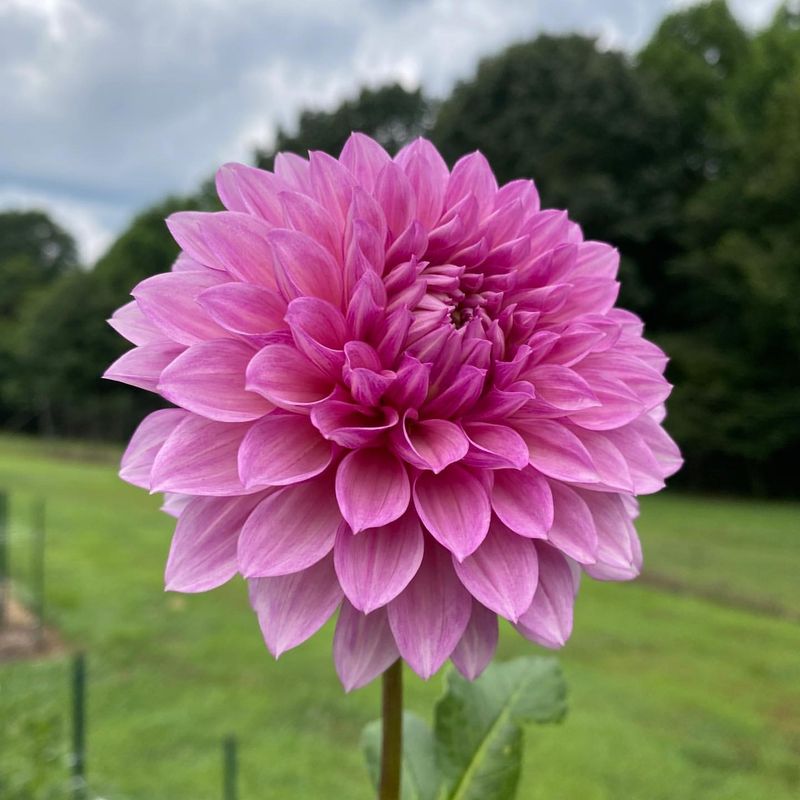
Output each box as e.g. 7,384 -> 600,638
1,0 -> 798,496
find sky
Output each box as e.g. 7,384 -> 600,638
0,0 -> 784,264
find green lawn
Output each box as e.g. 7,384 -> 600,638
1,435 -> 798,800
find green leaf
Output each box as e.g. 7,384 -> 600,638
434,656 -> 567,800
361,711 -> 441,800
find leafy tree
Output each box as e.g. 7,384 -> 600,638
256,83 -> 432,168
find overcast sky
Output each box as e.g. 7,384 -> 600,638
0,0 -> 783,263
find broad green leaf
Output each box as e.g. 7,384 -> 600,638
362,711 -> 441,800
434,656 -> 567,800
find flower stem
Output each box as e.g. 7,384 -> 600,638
379,659 -> 403,800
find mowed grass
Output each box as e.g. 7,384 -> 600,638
0,435 -> 798,800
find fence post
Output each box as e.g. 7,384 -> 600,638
0,491 -> 8,628
223,734 -> 238,800
71,652 -> 87,800
32,498 -> 46,648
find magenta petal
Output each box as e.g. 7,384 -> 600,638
580,491 -> 641,580
238,413 -> 332,487
312,400 -> 399,449
248,555 -> 342,657
150,416 -> 256,496
246,344 -> 334,411
334,601 -> 399,692
335,449 -> 410,533
491,467 -> 553,539
158,339 -> 274,422
387,538 -> 472,679
413,464 -> 490,560
131,270 -> 229,345
515,419 -> 599,484
334,511 -> 423,613
120,408 -> 188,489
451,601 -> 498,680
515,543 -> 575,649
215,162 -> 285,223
198,283 -> 287,339
269,228 -> 343,308
390,414 -> 469,473
103,342 -> 185,392
547,481 -> 598,564
340,132 -> 392,192
452,520 -> 539,622
238,472 -> 341,577
166,211 -> 278,288
165,494 -> 263,592
462,421 -> 529,469
108,301 -> 161,345
285,296 -> 347,376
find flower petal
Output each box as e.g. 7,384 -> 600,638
159,339 -> 273,422
103,342 -> 185,391
238,471 -> 341,577
514,418 -> 599,484
333,511 -> 423,613
491,466 -> 553,539
334,601 -> 399,692
238,413 -> 332,487
248,555 -> 342,657
197,282 -> 287,340
387,538 -> 471,680
335,449 -> 410,533
285,296 -> 347,376
120,408 -> 188,489
462,421 -> 529,469
390,413 -> 469,473
547,481 -> 598,564
452,520 -> 539,621
165,494 -> 263,592
451,600 -> 498,681
108,301 -> 161,345
412,464 -> 490,560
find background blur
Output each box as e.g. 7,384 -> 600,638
1,1 -> 798,798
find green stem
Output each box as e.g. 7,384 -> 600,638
379,659 -> 403,800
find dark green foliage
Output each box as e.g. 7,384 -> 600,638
256,83 -> 432,168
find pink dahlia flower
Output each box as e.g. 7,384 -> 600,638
106,133 -> 681,690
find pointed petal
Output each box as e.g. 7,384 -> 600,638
390,414 -> 469,473
284,296 -> 347,376
108,301 -> 161,345
451,601 -> 498,680
340,132 -> 392,192
547,481 -> 598,564
197,283 -> 287,339
334,601 -> 399,692
514,419 -> 599,484
103,342 -> 185,391
491,466 -> 553,539
387,538 -> 471,679
515,543 -> 574,648
452,520 -> 538,621
238,413 -> 332,487
165,494 -> 263,592
412,464 -> 490,560
335,449 -> 410,533
120,408 -> 188,488
238,471 -> 341,577
334,511 -> 423,613
158,339 -> 273,422
311,400 -> 399,449
462,421 -> 529,469
248,555 -> 342,657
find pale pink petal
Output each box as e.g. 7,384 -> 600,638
340,132 -> 392,192
197,283 -> 287,340
238,471 -> 341,577
412,464 -> 490,560
491,466 -> 553,539
387,538 -> 472,679
120,408 -> 188,489
334,601 -> 399,692
451,601 -> 498,680
248,555 -> 342,657
333,511 -> 423,613
580,491 -> 641,581
150,416 -> 257,496
514,418 -> 599,484
547,481 -> 598,564
515,543 -> 575,648
131,270 -> 229,345
452,519 -> 538,621
108,301 -> 161,346
158,339 -> 273,422
165,494 -> 263,592
104,342 -> 185,391
215,162 -> 285,224
462,421 -> 529,469
284,296 -> 347,376
238,413 -> 332,487
335,449 -> 410,533
312,400 -> 399,449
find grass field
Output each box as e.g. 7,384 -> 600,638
0,435 -> 798,800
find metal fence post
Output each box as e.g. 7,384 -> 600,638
223,734 -> 238,800
32,497 -> 46,648
71,652 -> 87,800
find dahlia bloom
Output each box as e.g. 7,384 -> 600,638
106,133 -> 681,690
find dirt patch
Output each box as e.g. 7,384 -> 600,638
0,595 -> 66,663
